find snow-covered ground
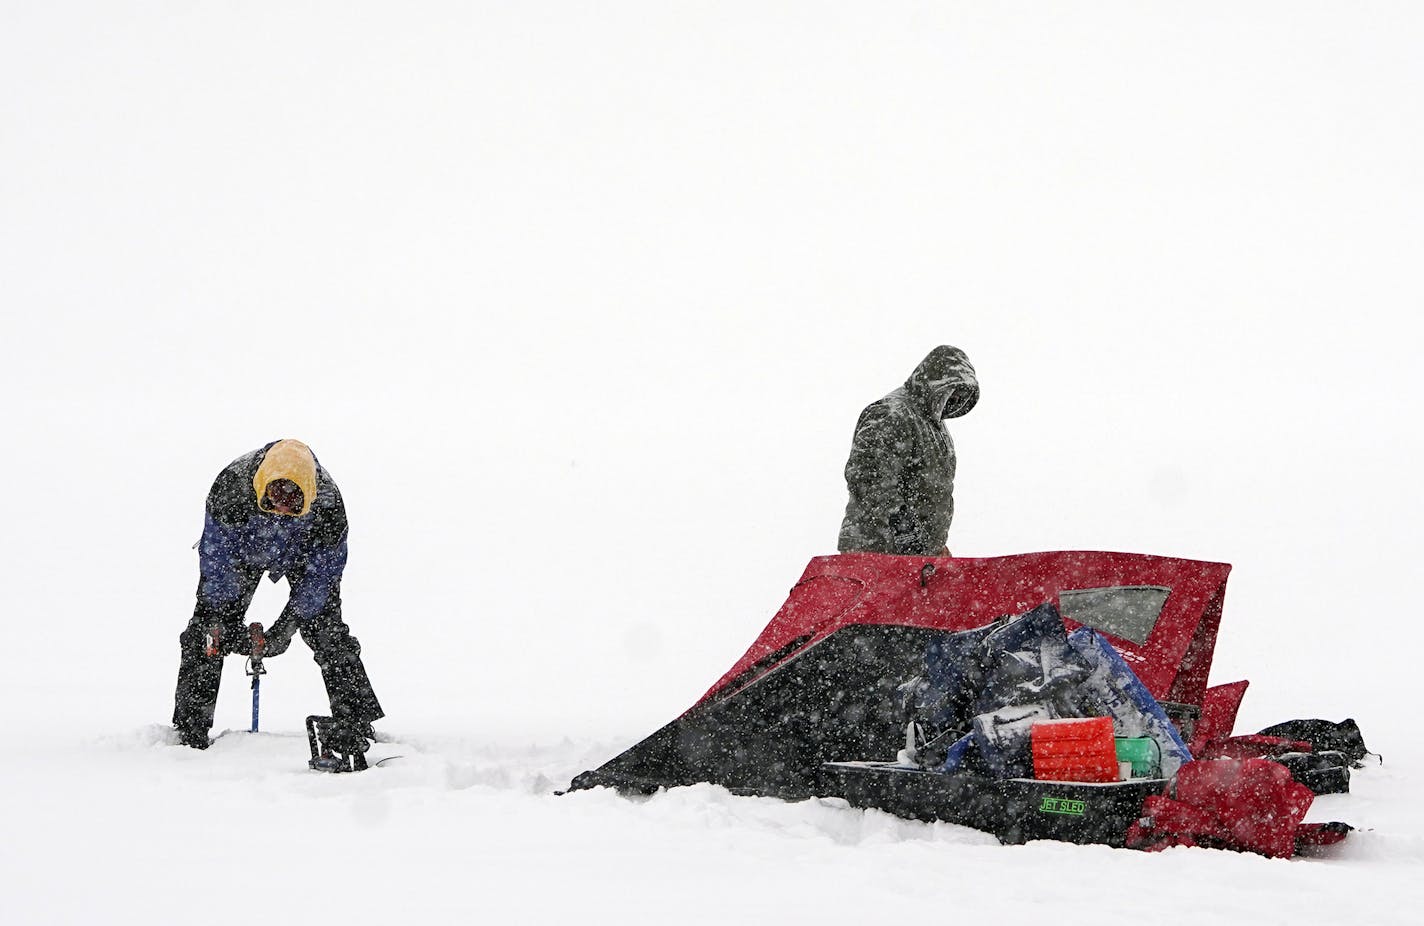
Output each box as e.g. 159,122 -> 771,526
9,724 -> 1422,924
5,2 -> 1424,923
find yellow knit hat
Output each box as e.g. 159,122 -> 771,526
252,439 -> 318,516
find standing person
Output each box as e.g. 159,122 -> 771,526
838,346 -> 980,556
172,439 -> 383,756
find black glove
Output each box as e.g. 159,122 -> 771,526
262,615 -> 300,658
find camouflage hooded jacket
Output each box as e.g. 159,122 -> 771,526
837,346 -> 980,556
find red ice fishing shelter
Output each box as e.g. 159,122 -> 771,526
703,551 -> 1230,715
570,551 -> 1233,807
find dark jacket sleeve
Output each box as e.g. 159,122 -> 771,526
196,459 -> 256,615
843,407 -> 930,553
197,513 -> 245,612
282,533 -> 347,622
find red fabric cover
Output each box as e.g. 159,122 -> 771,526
1125,758 -> 1317,858
696,552 -> 1233,710
1189,681 -> 1317,761
1133,794 -> 1228,842
1189,680 -> 1250,755
1295,823 -> 1351,848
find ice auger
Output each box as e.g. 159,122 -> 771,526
245,622 -> 267,733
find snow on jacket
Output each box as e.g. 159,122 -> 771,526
197,440 -> 348,623
837,346 -> 979,555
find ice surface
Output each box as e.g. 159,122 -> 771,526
2,724 -> 1421,924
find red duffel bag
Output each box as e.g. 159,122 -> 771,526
1126,757 -> 1348,858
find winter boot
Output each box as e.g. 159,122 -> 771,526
175,725 -> 210,750
305,715 -> 372,772
327,718 -> 374,755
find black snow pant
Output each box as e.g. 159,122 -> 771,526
172,565 -> 384,735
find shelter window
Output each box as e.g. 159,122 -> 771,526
1059,586 -> 1170,645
